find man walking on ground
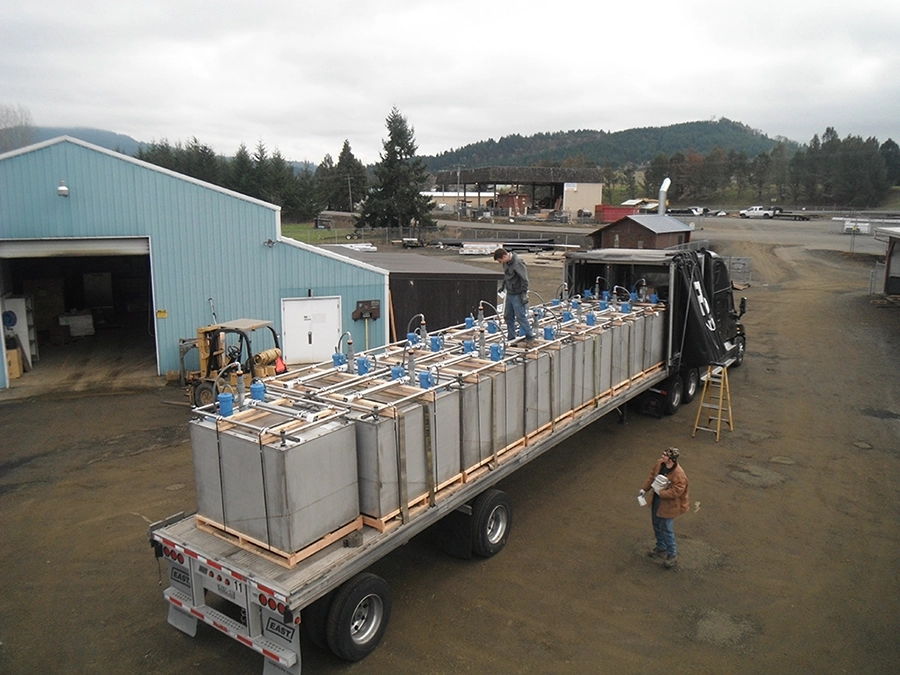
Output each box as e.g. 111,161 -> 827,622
639,447 -> 690,568
494,247 -> 535,344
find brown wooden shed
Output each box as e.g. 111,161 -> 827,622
587,214 -> 692,250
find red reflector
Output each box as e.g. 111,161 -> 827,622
163,546 -> 171,557
277,602 -> 285,614
259,593 -> 267,605
225,579 -> 231,586
268,598 -> 277,610
294,616 -> 301,625
217,575 -> 222,582
177,553 -> 184,564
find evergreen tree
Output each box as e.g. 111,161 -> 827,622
769,142 -> 789,203
601,162 -> 618,204
880,139 -> 900,186
642,154 -> 669,197
227,144 -> 254,196
787,149 -> 806,204
357,108 -> 434,234
334,140 -> 368,212
750,153 -> 771,200
315,154 -> 339,210
294,165 -> 322,221
622,165 -> 637,200
728,150 -> 750,199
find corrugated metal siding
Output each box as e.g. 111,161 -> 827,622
0,138 -> 388,378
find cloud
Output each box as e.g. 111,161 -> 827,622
1,0 -> 898,164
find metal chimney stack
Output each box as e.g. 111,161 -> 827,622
658,177 -> 671,215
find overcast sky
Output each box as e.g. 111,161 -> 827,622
2,0 -> 899,165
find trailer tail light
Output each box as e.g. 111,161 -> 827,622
163,546 -> 185,565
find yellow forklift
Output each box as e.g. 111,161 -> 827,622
179,318 -> 286,407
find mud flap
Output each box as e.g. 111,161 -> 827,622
433,508 -> 473,559
167,603 -> 198,637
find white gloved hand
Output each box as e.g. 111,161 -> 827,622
638,489 -> 645,497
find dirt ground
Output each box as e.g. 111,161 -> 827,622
1,218 -> 899,674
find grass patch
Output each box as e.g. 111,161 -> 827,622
280,221 -> 389,245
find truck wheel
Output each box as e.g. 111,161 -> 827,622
325,573 -> 391,662
763,213 -> 772,219
191,382 -> 216,407
472,489 -> 512,558
301,591 -> 334,651
681,368 -> 700,404
663,374 -> 683,415
731,336 -> 746,368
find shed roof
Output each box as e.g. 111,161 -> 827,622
321,246 -> 503,278
876,226 -> 900,239
589,214 -> 692,236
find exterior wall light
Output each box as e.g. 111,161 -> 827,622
57,180 -> 69,197
263,239 -> 276,248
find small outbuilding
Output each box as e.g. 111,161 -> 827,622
587,214 -> 693,250
322,246 -> 503,339
0,137 -> 391,390
876,226 -> 900,295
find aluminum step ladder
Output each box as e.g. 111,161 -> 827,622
692,364 -> 733,441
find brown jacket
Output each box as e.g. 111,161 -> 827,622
642,460 -> 690,518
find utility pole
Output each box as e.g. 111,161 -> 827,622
456,165 -> 461,222
346,176 -> 353,213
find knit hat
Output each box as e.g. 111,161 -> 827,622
664,447 -> 680,461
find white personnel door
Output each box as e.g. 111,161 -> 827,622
281,296 -> 343,364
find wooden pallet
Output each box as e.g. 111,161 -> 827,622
196,514 -> 363,569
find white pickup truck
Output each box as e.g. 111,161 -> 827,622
739,205 -> 776,219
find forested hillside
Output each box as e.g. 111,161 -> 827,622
424,118 -> 789,171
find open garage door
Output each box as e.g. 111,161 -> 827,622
0,237 -> 158,393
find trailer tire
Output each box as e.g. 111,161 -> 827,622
191,381 -> 216,407
301,591 -> 333,651
663,374 -> 683,415
681,368 -> 700,404
325,573 -> 391,662
472,489 -> 512,558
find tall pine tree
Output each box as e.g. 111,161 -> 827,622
357,108 -> 434,234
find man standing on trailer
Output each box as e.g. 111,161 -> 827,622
639,447 -> 690,568
494,247 -> 535,344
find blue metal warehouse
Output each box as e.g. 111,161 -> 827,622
0,137 -> 390,390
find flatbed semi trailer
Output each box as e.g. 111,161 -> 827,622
149,248 -> 745,674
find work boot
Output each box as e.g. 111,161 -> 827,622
647,548 -> 666,558
664,554 -> 677,568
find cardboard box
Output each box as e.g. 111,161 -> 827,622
6,348 -> 22,379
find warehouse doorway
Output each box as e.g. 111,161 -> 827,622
0,237 -> 158,392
